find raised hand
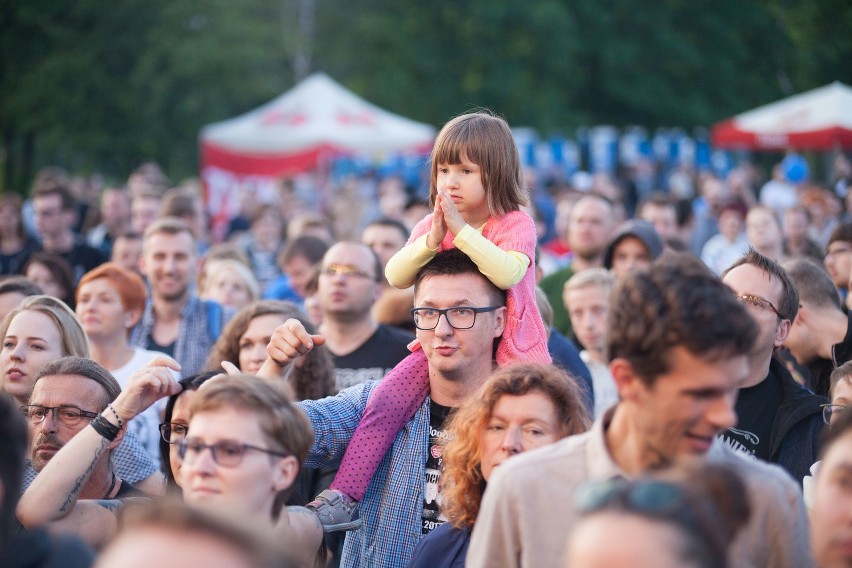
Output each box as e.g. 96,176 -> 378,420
427,193 -> 449,249
112,356 -> 182,423
437,188 -> 467,235
258,318 -> 326,379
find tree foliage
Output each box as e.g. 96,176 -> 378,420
1,0 -> 850,190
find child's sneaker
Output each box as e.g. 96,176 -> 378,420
307,489 -> 362,532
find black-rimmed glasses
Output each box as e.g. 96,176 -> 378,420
410,306 -> 501,330
736,294 -> 786,320
159,422 -> 189,444
178,438 -> 290,468
20,405 -> 99,427
821,403 -> 847,425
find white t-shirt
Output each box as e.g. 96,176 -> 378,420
110,347 -> 178,468
580,350 -> 619,419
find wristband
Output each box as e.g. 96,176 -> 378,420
105,404 -> 124,430
91,415 -> 120,441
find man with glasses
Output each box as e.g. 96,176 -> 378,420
316,241 -> 413,391
719,248 -> 825,484
263,248 -> 507,568
784,257 -> 852,398
468,253 -> 813,568
17,355 -> 180,548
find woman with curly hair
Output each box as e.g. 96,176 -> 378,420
205,300 -> 335,401
409,364 -> 590,567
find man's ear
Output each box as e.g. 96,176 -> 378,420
492,306 -> 507,339
609,357 -> 644,402
774,318 -> 792,347
273,455 -> 300,492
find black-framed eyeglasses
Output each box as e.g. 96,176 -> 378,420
177,438 -> 290,468
20,404 -> 99,427
574,478 -> 699,529
821,403 -> 847,425
159,422 -> 189,444
321,263 -> 374,280
735,294 -> 786,320
410,306 -> 501,330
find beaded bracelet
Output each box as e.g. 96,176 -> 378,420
105,404 -> 124,430
91,415 -> 120,441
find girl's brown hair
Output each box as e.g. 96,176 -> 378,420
429,111 -> 528,218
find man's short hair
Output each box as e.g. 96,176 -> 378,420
107,498 -> 292,568
783,258 -> 841,311
725,247 -> 799,321
364,217 -> 409,242
143,216 -> 196,247
33,184 -> 75,211
828,221 -> 852,247
608,253 -> 757,386
35,356 -> 121,412
160,188 -> 200,219
413,248 -> 506,307
564,267 -> 615,295
0,276 -> 43,298
0,394 -> 26,546
322,241 -> 382,283
278,236 -> 329,270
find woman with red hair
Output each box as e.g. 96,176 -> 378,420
76,262 -> 172,464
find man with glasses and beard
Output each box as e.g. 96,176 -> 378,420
17,356 -> 179,548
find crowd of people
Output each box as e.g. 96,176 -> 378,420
0,111 -> 851,568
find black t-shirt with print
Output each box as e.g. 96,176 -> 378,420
422,401 -> 453,535
721,371 -> 782,460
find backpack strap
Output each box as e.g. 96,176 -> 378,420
206,300 -> 224,341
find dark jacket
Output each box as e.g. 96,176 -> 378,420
769,357 -> 827,484
409,523 -> 470,568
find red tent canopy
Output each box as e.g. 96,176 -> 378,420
711,82 -> 852,151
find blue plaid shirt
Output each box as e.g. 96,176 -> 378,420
129,296 -> 232,378
299,381 -> 432,568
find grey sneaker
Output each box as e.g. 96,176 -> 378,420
307,489 -> 362,532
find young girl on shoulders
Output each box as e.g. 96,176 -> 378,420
309,111 -> 551,531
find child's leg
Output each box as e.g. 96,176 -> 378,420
331,350 -> 430,501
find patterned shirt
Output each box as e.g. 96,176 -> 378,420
299,381 -> 433,568
129,296 -> 232,378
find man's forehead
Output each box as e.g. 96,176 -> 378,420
31,374 -> 104,403
415,273 -> 493,305
145,231 -> 195,253
324,244 -> 373,268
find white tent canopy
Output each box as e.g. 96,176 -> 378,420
201,72 -> 435,175
711,81 -> 852,151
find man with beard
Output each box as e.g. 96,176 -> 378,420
130,217 -> 232,378
317,242 -> 413,391
539,194 -> 615,336
17,357 -> 174,548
